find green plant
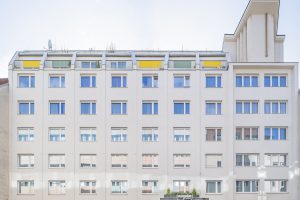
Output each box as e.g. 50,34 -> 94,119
166,188 -> 171,196
192,188 -> 198,197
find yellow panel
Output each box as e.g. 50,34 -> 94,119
203,61 -> 222,68
23,60 -> 40,68
138,61 -> 162,69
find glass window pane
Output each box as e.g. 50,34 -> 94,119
236,102 -> 242,114
112,77 -> 121,87
280,76 -> 286,87
272,76 -> 278,87
280,103 -> 286,114
272,128 -> 279,140
142,77 -> 152,87
264,128 -> 271,140
112,103 -> 121,114
236,76 -> 242,87
264,76 -> 270,87
272,102 -> 279,114
174,77 -> 184,88
280,128 -> 286,140
244,76 -> 250,87
252,102 -> 258,114
174,103 -> 184,114
81,77 -> 90,87
206,77 -> 215,88
143,103 -> 152,114
265,102 -> 271,114
244,102 -> 250,114
252,76 -> 258,87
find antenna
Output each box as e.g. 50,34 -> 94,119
48,40 -> 53,50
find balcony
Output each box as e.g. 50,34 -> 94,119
44,60 -> 71,68
106,60 -> 132,70
14,60 -> 40,69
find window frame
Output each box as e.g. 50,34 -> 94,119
18,74 -> 35,88
236,180 -> 259,193
264,154 -> 287,167
205,101 -> 222,115
142,180 -> 159,194
173,101 -> 190,115
173,154 -> 191,168
80,180 -> 96,194
235,127 -> 259,141
48,180 -> 66,195
17,154 -> 34,168
142,154 -> 159,168
205,154 -> 223,168
173,75 -> 190,88
48,154 -> 65,169
142,101 -> 158,115
111,127 -> 128,142
18,101 -> 34,115
49,127 -> 66,142
264,74 -> 287,87
80,127 -> 96,142
17,180 -> 34,195
80,154 -> 97,168
205,75 -> 222,88
235,74 -> 259,87
111,154 -> 128,168
111,180 -> 128,194
142,75 -> 158,88
80,74 -> 96,88
80,101 -> 96,115
206,180 -> 222,194
49,74 -> 65,88
142,127 -> 159,142
206,128 -> 222,142
49,101 -> 65,115
236,154 -> 259,167
236,101 -> 259,114
173,127 -> 191,142
111,75 -> 127,88
111,101 -> 127,115
17,127 -> 34,142
264,127 -> 287,141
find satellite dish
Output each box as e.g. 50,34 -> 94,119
48,40 -> 52,50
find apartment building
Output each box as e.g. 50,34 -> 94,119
7,0 -> 299,200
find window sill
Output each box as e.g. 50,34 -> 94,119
142,192 -> 160,195
205,193 -> 223,195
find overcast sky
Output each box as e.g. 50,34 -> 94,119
0,0 -> 299,81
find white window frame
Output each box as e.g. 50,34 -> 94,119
206,128 -> 222,142
142,127 -> 158,142
206,101 -> 222,115
236,154 -> 259,167
205,154 -> 222,168
49,127 -> 65,142
111,75 -> 127,88
206,180 -> 222,194
264,101 -> 287,114
18,101 -> 34,115
111,101 -> 127,115
110,61 -> 127,69
236,127 -> 259,141
264,180 -> 287,193
17,127 -> 34,142
48,154 -> 65,168
205,75 -> 222,88
173,101 -> 190,115
80,180 -> 96,194
81,61 -> 98,69
142,101 -> 158,115
80,74 -> 96,88
174,75 -> 190,88
111,128 -> 127,142
142,180 -> 159,194
173,127 -> 190,142
264,74 -> 287,87
264,127 -> 287,141
142,75 -> 158,88
80,101 -> 96,115
80,154 -> 96,168
173,154 -> 191,168
80,127 -> 96,142
18,74 -> 35,88
48,180 -> 66,195
236,180 -> 259,193
111,180 -> 128,194
49,74 -> 65,88
18,154 -> 34,168
236,101 -> 259,114
49,101 -> 65,115
173,180 -> 190,193
142,154 -> 159,168
236,74 -> 259,87
264,154 -> 287,167
17,180 -> 34,195
111,154 -> 128,168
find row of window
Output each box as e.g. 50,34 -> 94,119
17,179 -> 288,195
17,153 -> 288,169
18,100 -> 288,115
17,127 -> 288,142
18,74 -> 288,89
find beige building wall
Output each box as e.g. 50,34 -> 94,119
0,82 -> 9,200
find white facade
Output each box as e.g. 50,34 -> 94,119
7,0 -> 299,200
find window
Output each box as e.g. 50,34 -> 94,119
173,180 -> 190,193
49,75 -> 65,88
206,154 -> 222,168
49,154 -> 65,168
49,128 -> 65,142
236,101 -> 258,114
111,180 -> 127,194
264,180 -> 287,193
173,154 -> 191,168
80,75 -> 96,88
111,128 -> 127,142
111,154 -> 127,168
206,102 -> 221,115
17,180 -> 34,194
236,154 -> 259,167
174,75 -> 190,88
264,154 -> 287,167
236,127 -> 259,141
49,101 -> 65,115
142,101 -> 158,115
81,61 -> 99,68
174,101 -> 190,114
173,128 -> 190,142
236,75 -> 258,87
112,75 -> 127,88
142,180 -> 159,194
18,154 -> 34,168
80,181 -> 96,194
48,180 -> 66,195
80,128 -> 96,142
142,75 -> 158,88
142,154 -> 158,168
80,154 -> 96,168
81,101 -> 96,115
111,61 -> 127,69
19,101 -> 34,115
206,128 -> 222,141
206,181 -> 222,194
264,75 -> 287,87
111,101 -> 127,115
236,180 -> 258,193
18,75 -> 35,88
17,128 -> 34,142
264,101 -> 287,114
264,127 -> 287,141
142,127 -> 158,142
206,75 -> 221,88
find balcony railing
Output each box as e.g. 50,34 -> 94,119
44,60 -> 71,68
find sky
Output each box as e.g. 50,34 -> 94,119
0,0 -> 299,81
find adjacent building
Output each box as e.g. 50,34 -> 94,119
7,0 -> 299,200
